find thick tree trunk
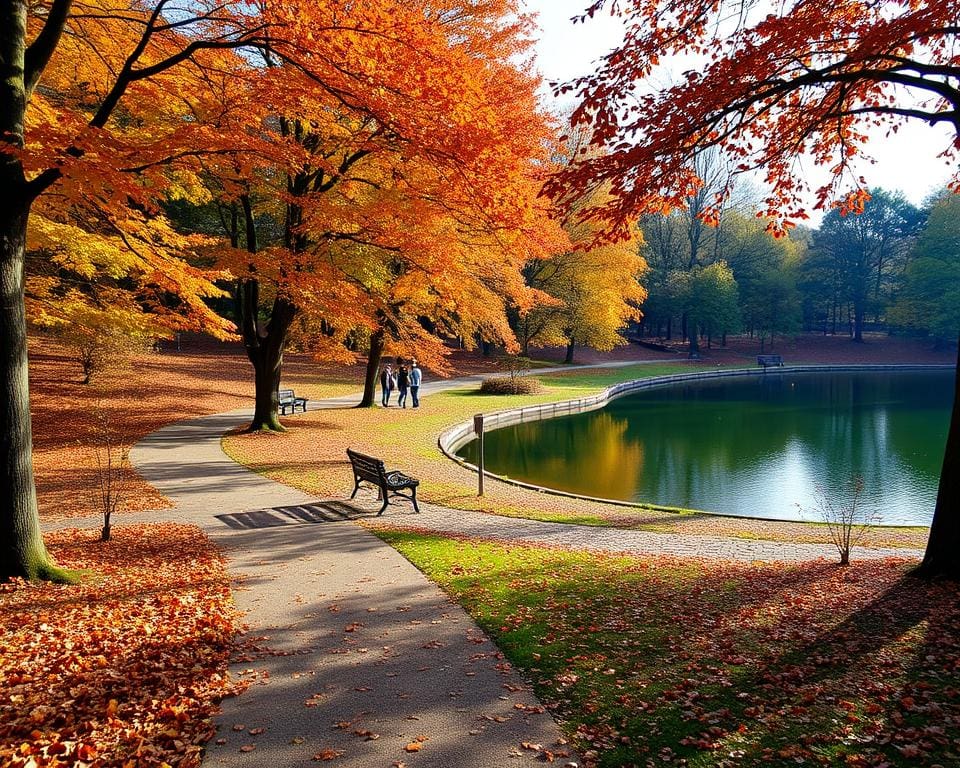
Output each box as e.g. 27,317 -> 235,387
913,339 -> 960,580
0,4 -> 71,582
359,328 -> 385,407
236,279 -> 296,432
0,204 -> 65,581
564,339 -> 575,364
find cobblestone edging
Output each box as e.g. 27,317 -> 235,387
437,363 -> 955,512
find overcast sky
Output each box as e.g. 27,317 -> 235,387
521,0 -> 956,214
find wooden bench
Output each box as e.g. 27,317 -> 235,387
347,448 -> 420,515
278,388 -> 308,415
757,354 -> 784,368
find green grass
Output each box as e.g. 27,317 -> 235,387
373,530 -> 959,768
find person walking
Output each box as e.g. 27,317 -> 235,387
380,363 -> 395,407
409,359 -> 422,408
397,364 -> 410,408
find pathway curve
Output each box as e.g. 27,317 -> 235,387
122,362 -> 921,767
129,409 -> 576,768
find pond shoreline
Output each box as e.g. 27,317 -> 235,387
439,363 -> 955,528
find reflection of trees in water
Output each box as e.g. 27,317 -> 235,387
470,371 -> 952,522
482,411 -> 645,500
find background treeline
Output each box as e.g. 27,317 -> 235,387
633,183 -> 960,353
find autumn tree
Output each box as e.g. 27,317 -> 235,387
193,1 -> 561,420
518,190 -> 645,362
548,0 -> 960,579
1,0 -> 277,581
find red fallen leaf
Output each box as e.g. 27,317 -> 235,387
232,724 -> 246,732
215,739 -> 227,745
404,742 -> 423,752
344,622 -> 363,633
313,748 -> 345,760
239,744 -> 256,752
249,728 -> 266,735
76,743 -> 97,760
414,735 -> 430,742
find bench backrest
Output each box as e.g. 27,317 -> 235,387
278,388 -> 296,402
347,448 -> 387,483
757,355 -> 782,363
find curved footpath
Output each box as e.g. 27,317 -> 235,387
113,363 -> 922,768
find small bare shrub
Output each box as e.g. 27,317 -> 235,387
87,402 -> 132,541
799,476 -> 878,565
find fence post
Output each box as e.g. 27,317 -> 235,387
473,414 -> 485,496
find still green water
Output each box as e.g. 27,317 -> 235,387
458,370 -> 955,525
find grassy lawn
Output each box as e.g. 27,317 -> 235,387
372,528 -> 960,768
223,362 -> 928,549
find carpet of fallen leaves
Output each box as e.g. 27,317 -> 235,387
28,335 -> 366,519
0,524 -> 242,768
374,527 -> 960,768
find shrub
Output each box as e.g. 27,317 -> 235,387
479,376 -> 543,395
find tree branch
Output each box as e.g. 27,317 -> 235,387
24,0 -> 73,97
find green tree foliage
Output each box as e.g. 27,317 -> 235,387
682,261 -> 740,355
890,194 -> 960,345
723,213 -> 802,349
809,189 -> 923,342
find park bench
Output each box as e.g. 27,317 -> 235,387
757,354 -> 784,368
278,388 -> 308,415
346,448 -> 420,515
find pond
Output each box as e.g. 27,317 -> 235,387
457,369 -> 955,526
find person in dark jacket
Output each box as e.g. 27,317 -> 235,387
397,364 -> 410,408
380,363 -> 395,407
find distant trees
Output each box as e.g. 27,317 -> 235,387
890,194 -> 960,346
806,190 -> 923,342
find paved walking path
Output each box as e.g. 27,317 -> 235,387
129,411 -> 574,768
114,362 -> 921,767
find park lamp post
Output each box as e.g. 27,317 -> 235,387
473,413 -> 485,497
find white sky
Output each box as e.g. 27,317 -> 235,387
522,0 -> 956,215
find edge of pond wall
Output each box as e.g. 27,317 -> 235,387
437,363 -> 956,515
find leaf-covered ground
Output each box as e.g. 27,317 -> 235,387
0,524 -> 241,768
372,528 -> 960,768
28,336 -> 366,519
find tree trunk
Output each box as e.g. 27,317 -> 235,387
688,324 -> 700,358
853,301 -> 865,343
0,202 -> 67,581
236,279 -> 296,432
913,338 -> 960,580
564,339 -> 575,364
359,327 -> 385,407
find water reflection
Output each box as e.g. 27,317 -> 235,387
458,370 -> 954,525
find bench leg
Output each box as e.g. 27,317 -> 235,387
411,486 -> 420,514
350,479 -> 361,499
378,495 -> 389,515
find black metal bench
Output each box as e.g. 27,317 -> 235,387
346,448 -> 420,515
757,354 -> 784,368
278,388 -> 308,415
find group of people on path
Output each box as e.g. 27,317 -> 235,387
379,359 -> 423,408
